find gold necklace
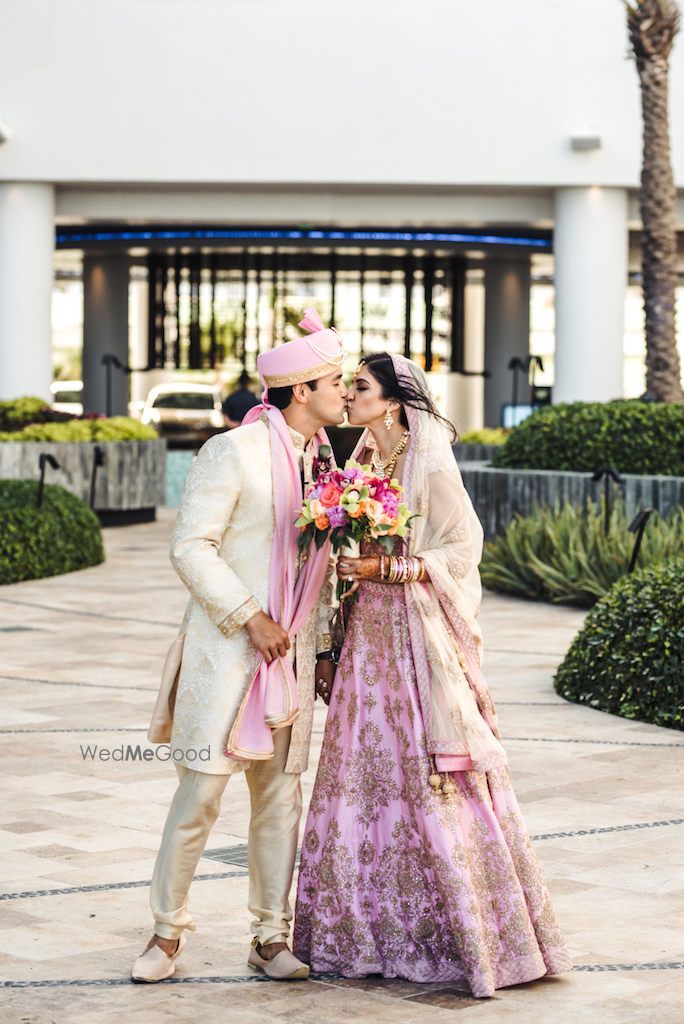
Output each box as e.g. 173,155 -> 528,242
371,430 -> 410,479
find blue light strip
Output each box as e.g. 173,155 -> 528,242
55,226 -> 551,249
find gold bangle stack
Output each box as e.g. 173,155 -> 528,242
381,555 -> 428,584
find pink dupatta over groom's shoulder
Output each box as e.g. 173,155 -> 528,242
225,309 -> 343,761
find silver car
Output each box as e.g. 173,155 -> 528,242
141,382 -> 226,447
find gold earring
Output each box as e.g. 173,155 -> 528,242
384,406 -> 394,431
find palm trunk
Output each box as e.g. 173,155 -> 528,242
628,0 -> 684,402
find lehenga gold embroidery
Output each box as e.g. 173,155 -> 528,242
293,551 -> 571,998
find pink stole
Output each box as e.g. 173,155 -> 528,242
225,405 -> 331,761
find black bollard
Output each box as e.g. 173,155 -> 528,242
36,453 -> 61,508
528,355 -> 544,404
590,466 -> 624,535
89,445 -> 106,509
627,508 -> 655,573
508,356 -> 525,411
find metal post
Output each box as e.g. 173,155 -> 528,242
36,453 -> 60,508
424,256 -> 434,372
254,251 -> 262,361
89,445 -> 106,509
241,249 -> 249,368
627,508 -> 654,573
591,466 -> 624,534
448,256 -> 466,373
508,356 -> 524,411
359,252 -> 366,358
404,255 -> 414,358
330,251 -> 337,327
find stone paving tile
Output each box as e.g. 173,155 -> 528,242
1,509 -> 683,1022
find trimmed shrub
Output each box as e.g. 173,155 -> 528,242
0,396 -> 73,431
480,500 -> 684,607
0,417 -> 157,442
554,560 -> 684,730
492,400 -> 684,476
0,480 -> 104,584
459,427 -> 509,446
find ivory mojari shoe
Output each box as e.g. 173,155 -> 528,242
131,934 -> 187,983
247,940 -> 310,980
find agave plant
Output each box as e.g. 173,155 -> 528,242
481,500 -> 684,607
626,0 -> 684,402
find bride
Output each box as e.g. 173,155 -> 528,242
293,352 -> 571,998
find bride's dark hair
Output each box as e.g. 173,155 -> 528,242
359,352 -> 459,443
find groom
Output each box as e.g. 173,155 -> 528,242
133,310 -> 345,983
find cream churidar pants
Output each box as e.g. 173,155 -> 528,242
150,726 -> 301,945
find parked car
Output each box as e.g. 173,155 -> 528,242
140,382 -> 226,447
50,380 -> 83,416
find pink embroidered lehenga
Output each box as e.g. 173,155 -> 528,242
293,356 -> 571,999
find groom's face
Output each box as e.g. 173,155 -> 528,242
305,370 -> 347,426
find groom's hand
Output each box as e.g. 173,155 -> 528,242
246,611 -> 291,663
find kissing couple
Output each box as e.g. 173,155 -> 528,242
133,308 -> 570,998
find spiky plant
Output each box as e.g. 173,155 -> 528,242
480,499 -> 684,607
626,0 -> 684,401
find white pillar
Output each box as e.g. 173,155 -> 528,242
554,187 -> 627,403
0,183 -> 55,401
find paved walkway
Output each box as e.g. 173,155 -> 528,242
1,509 -> 682,1023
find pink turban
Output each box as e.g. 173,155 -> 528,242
257,308 -> 344,390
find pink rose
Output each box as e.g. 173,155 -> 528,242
319,482 -> 343,508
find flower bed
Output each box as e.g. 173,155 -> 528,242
0,399 -> 165,525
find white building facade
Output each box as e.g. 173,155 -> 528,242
1,0 -> 684,428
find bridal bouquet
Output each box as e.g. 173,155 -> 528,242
296,460 -> 415,556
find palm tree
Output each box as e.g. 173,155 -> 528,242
626,0 -> 684,401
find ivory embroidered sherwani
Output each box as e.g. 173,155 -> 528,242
167,417 -> 332,775
147,417 -> 333,945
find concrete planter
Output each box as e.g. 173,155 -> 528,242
460,462 -> 684,538
0,439 -> 166,524
453,443 -> 502,463
164,448 -> 684,541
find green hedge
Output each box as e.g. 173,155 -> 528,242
459,427 -> 509,446
0,417 -> 157,442
492,400 -> 684,476
0,396 -> 158,442
0,396 -> 71,431
0,480 -> 105,584
554,560 -> 684,730
480,501 -> 684,607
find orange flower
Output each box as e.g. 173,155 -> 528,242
314,514 -> 330,530
348,507 -> 364,519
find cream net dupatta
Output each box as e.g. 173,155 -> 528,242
351,355 -> 507,772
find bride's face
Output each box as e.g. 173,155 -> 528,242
345,366 -> 397,427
